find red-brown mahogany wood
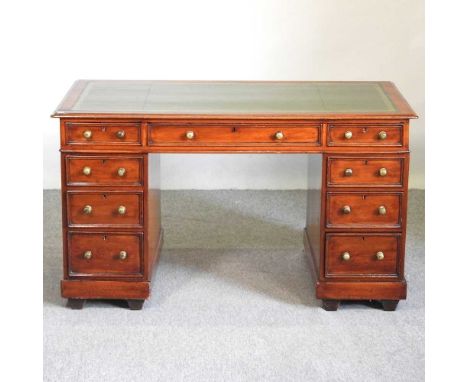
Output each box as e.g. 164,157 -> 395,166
54,81 -> 416,310
324,233 -> 401,278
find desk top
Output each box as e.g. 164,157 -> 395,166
53,80 -> 417,119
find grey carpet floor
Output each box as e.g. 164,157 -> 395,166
43,190 -> 424,382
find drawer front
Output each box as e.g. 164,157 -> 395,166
326,193 -> 401,228
148,123 -> 320,145
66,155 -> 143,186
327,122 -> 403,146
67,192 -> 143,228
68,232 -> 143,277
64,122 -> 141,145
325,234 -> 400,278
327,157 -> 403,187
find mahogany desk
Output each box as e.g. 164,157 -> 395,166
52,80 -> 417,311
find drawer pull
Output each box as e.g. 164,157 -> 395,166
117,167 -> 126,177
119,250 -> 127,260
379,167 -> 388,177
118,205 -> 127,215
341,252 -> 351,261
83,250 -> 92,260
378,131 -> 387,140
82,166 -> 92,176
186,131 -> 195,140
116,130 -> 126,139
344,168 -> 353,177
342,205 -> 351,214
376,251 -> 385,260
275,131 -> 284,140
82,205 -> 93,214
83,130 -> 92,139
344,131 -> 353,139
378,205 -> 387,215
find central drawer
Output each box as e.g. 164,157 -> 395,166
66,191 -> 143,228
148,122 -> 321,145
326,192 -> 402,228
67,232 -> 143,278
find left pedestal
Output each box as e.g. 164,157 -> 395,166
60,144 -> 162,309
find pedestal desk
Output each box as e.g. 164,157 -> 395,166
52,80 -> 417,311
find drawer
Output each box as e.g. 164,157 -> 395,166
68,232 -> 143,277
327,157 -> 404,187
67,191 -> 143,228
326,192 -> 402,228
148,123 -> 321,145
327,122 -> 403,146
325,234 -> 400,278
64,122 -> 141,145
65,155 -> 143,186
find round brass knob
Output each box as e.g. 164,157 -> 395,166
379,168 -> 388,177
83,250 -> 92,260
376,251 -> 385,260
186,131 -> 195,140
275,131 -> 284,140
119,250 -> 127,260
118,205 -> 126,215
378,131 -> 387,140
117,167 -> 126,177
344,168 -> 353,177
344,131 -> 353,139
342,252 -> 351,261
116,130 -> 126,139
342,205 -> 351,214
82,166 -> 92,176
378,205 -> 387,215
83,205 -> 92,214
83,130 -> 92,139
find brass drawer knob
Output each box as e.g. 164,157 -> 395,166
275,131 -> 284,140
378,205 -> 387,215
378,131 -> 387,140
342,252 -> 351,261
344,168 -> 353,177
117,167 -> 126,177
186,131 -> 195,140
344,131 -> 353,139
342,205 -> 351,214
119,250 -> 127,260
116,130 -> 126,139
118,205 -> 126,215
83,130 -> 92,139
82,205 -> 92,214
83,250 -> 92,260
82,166 -> 92,176
376,251 -> 385,260
379,167 -> 388,177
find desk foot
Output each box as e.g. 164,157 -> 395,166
381,300 -> 399,311
322,299 -> 340,311
127,299 -> 145,310
67,298 -> 85,309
